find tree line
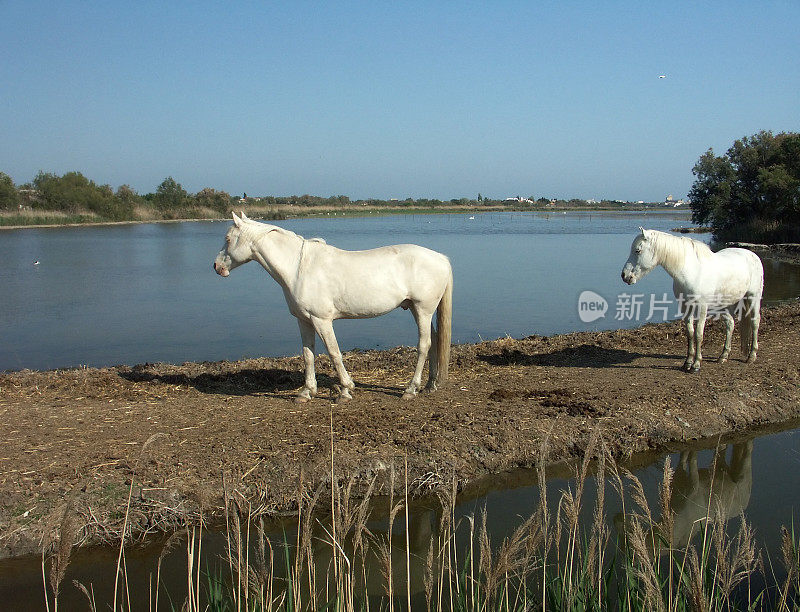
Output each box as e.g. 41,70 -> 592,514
0,172 -> 632,224
0,172 -> 507,221
689,130 -> 800,243
0,173 -> 238,221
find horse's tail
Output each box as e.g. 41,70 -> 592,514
434,268 -> 453,385
741,257 -> 764,357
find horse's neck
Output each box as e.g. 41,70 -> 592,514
655,233 -> 694,282
251,229 -> 302,288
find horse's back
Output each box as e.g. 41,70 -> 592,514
713,247 -> 764,293
680,247 -> 763,305
325,242 -> 450,278
298,241 -> 451,317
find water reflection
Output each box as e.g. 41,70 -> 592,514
670,441 -> 752,548
616,441 -> 753,552
307,508 -> 437,600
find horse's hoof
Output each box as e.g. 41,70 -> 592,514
295,395 -> 311,404
746,354 -> 757,363
334,385 -> 353,403
690,364 -> 700,373
401,392 -> 416,401
718,356 -> 728,364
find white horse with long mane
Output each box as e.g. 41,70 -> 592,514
621,228 -> 763,372
214,212 -> 453,402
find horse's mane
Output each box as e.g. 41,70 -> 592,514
240,218 -> 326,244
651,230 -> 713,269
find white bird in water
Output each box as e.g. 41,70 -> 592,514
658,74 -> 667,79
33,260 -> 40,265
468,215 -> 475,220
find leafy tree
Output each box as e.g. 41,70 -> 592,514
689,131 -> 800,241
0,172 -> 19,210
154,176 -> 188,211
114,184 -> 138,218
195,187 -> 232,213
115,184 -> 138,203
31,171 -> 125,219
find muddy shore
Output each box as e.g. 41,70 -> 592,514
1,303 -> 799,559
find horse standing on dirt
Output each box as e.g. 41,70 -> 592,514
621,228 -> 763,372
214,212 -> 453,402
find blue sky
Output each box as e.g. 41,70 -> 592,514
1,1 -> 798,202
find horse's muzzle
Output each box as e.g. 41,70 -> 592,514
621,265 -> 637,285
213,262 -> 229,277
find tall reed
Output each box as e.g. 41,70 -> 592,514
41,436 -> 800,611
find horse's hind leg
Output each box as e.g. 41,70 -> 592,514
719,312 -> 734,363
312,317 -> 355,401
425,321 -> 438,390
746,296 -> 760,363
296,319 -> 318,403
403,307 -> 433,400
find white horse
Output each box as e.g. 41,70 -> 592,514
621,228 -> 763,372
214,212 -> 453,402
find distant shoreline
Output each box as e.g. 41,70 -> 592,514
0,204 -> 690,230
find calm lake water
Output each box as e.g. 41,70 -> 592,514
1,211 -> 799,609
2,210 -> 798,372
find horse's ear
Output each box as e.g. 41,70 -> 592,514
639,226 -> 648,239
232,212 -> 242,227
241,211 -> 250,222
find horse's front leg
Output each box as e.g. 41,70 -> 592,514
718,312 -> 734,363
312,317 -> 355,401
296,318 -> 318,403
689,304 -> 708,372
682,317 -> 696,371
403,309 -> 433,400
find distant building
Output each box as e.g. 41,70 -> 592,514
504,196 -> 533,204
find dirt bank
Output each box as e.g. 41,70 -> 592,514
727,242 -> 800,264
2,304 -> 799,558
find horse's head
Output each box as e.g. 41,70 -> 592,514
214,212 -> 253,277
621,227 -> 658,285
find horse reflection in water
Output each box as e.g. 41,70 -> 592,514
307,508 -> 437,601
617,441 -> 753,552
